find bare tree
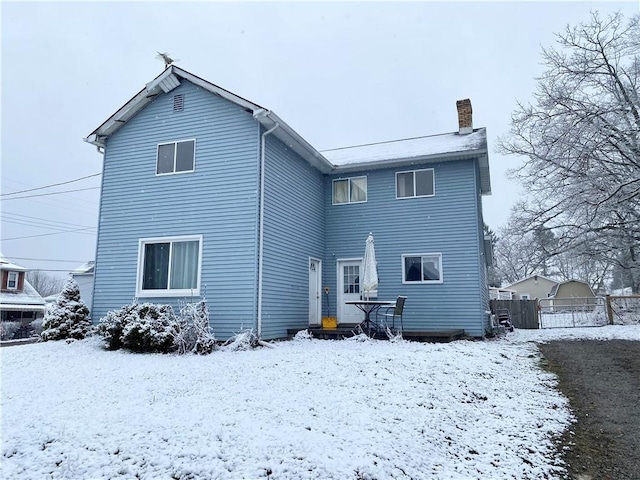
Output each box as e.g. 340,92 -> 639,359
497,11 -> 640,291
494,208 -> 559,284
26,270 -> 65,297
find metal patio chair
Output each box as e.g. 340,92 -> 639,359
377,296 -> 407,333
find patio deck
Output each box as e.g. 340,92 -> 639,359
289,326 -> 465,343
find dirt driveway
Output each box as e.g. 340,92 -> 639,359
538,340 -> 640,480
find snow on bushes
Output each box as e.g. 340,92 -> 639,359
222,329 -> 259,351
173,300 -> 216,355
41,278 -> 92,341
0,321 -> 21,341
96,299 -> 216,354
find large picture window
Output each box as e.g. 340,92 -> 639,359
137,235 -> 202,296
333,176 -> 367,204
402,253 -> 442,284
396,168 -> 435,198
156,139 -> 195,175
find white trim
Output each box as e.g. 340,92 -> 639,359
6,271 -> 18,290
336,258 -> 363,324
136,234 -> 203,297
395,168 -> 435,199
401,253 -> 443,284
155,138 -> 196,176
331,176 -> 368,205
308,257 -> 322,326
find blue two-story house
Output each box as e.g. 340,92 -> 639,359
85,66 -> 492,340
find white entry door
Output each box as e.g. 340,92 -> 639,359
337,259 -> 363,325
309,258 -> 322,326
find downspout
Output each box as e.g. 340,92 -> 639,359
255,111 -> 279,338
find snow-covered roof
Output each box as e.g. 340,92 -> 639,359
322,128 -> 490,194
71,261 -> 95,275
0,254 -> 27,272
0,279 -> 46,312
86,66 -> 492,188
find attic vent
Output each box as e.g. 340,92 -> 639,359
173,94 -> 184,112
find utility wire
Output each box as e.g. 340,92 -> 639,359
2,227 -> 96,241
1,186 -> 100,200
1,211 -> 94,229
1,173 -> 101,197
2,218 -> 96,234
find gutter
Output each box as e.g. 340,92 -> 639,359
253,109 -> 280,338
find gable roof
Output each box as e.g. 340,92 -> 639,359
322,129 -> 490,194
84,66 -> 490,188
0,279 -> 46,312
504,274 -> 558,289
0,254 -> 28,272
84,66 -> 334,174
71,261 -> 95,275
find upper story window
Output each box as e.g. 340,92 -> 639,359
333,176 -> 367,205
402,253 -> 443,284
137,235 -> 202,297
156,139 -> 195,175
396,168 -> 435,199
6,271 -> 18,290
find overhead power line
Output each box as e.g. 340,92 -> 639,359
1,173 -> 101,197
2,186 -> 100,201
2,227 -> 96,241
1,211 -> 95,229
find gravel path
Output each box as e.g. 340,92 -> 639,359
538,340 -> 640,480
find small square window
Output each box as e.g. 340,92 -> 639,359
156,140 -> 195,175
396,169 -> 435,198
333,176 -> 367,204
6,271 -> 18,290
402,253 -> 442,284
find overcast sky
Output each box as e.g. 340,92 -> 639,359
2,1 -> 638,279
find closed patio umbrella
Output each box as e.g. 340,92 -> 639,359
362,233 -> 378,300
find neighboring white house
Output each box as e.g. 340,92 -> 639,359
0,256 -> 46,330
71,261 -> 95,317
503,275 -> 558,300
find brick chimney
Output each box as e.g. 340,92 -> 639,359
456,99 -> 473,134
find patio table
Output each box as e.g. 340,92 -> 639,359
346,300 -> 394,335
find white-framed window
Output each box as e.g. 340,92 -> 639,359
396,168 -> 435,199
136,235 -> 203,297
332,176 -> 367,205
521,294 -> 530,300
402,253 -> 443,284
156,139 -> 196,175
6,271 -> 18,290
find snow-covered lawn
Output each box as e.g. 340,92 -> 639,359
1,326 -> 638,480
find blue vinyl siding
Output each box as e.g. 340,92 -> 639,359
324,158 -> 486,336
92,80 -> 261,339
260,132 -> 325,340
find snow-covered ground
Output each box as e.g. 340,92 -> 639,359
1,326 -> 639,480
